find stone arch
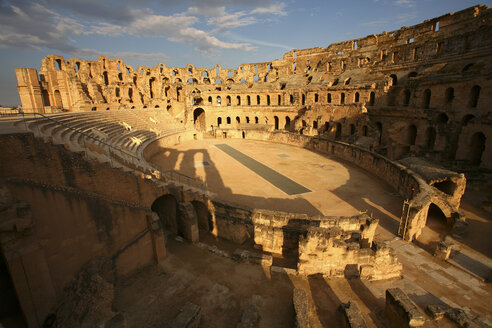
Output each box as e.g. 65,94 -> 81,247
284,116 -> 291,130
423,89 -> 431,109
191,201 -> 213,232
469,132 -> 486,166
151,194 -> 178,234
369,92 -> 375,106
193,108 -> 206,131
217,117 -> 222,126
445,87 -> 454,105
335,123 -> 342,139
425,203 -> 450,234
406,124 -> 417,145
469,85 -> 480,108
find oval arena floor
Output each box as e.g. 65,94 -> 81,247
149,138 -> 403,236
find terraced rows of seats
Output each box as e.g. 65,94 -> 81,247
22,109 -> 185,158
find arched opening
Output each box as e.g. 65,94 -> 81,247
290,94 -> 294,104
335,123 -> 342,139
354,92 -> 360,103
362,125 -> 368,136
247,96 -> 251,106
302,94 -> 306,105
426,203 -> 450,235
324,122 -> 330,134
193,108 -> 206,131
350,124 -> 355,135
151,195 -> 178,234
390,74 -> 398,86
191,201 -> 213,232
313,121 -> 318,129
314,93 -> 319,102
236,96 -> 241,105
469,132 -> 486,166
242,131 -> 245,139
217,117 -> 222,126
340,93 -> 345,104
55,59 -> 62,70
267,95 -> 271,105
403,89 -> 411,106
369,92 -> 375,106
423,89 -> 431,109
53,90 -> 62,108
274,116 -> 279,130
216,96 -> 221,106
445,87 -> 454,105
226,96 -> 231,106
285,116 -> 291,130
227,117 -> 231,124
327,93 -> 332,103
103,71 -> 109,85
278,94 -> 282,105
115,87 -> 120,98
236,116 -> 240,124
0,251 -> 26,327
246,117 -> 250,124
42,90 -> 50,106
407,124 -> 417,145
425,127 -> 436,149
469,85 -> 480,108
255,117 -> 259,124
257,95 -> 261,105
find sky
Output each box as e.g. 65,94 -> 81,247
1,0 -> 490,106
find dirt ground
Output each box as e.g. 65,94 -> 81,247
113,139 -> 492,327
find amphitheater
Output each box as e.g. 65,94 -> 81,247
1,4 -> 492,328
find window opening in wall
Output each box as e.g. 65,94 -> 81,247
392,52 -> 399,64
117,61 -> 121,71
469,85 -> 480,108
103,71 -> 109,85
278,94 -> 281,105
267,95 -> 270,105
126,67 -> 130,75
345,78 -> 351,85
354,92 -> 360,103
118,73 -> 123,81
217,117 -> 222,125
237,96 -> 241,105
226,96 -> 231,106
324,121 -> 330,133
274,116 -> 279,130
335,123 -> 342,139
255,116 -> 259,124
173,69 -> 177,76
354,41 -> 358,50
327,93 -> 332,103
327,62 -> 332,72
294,50 -> 297,59
469,132 -> 486,166
408,71 -> 418,78
314,93 -> 319,102
369,92 -> 375,106
341,61 -> 347,70
246,117 -> 250,123
208,96 -> 212,103
302,94 -> 306,105
285,116 -> 291,130
413,47 -> 420,60
408,38 -> 414,44
332,78 -> 339,86
236,116 -> 240,123
313,121 -> 318,129
423,89 -> 431,109
257,95 -> 261,105
434,21 -> 440,31
445,87 -> 454,104
337,51 -> 342,55
362,125 -> 368,136
290,94 -> 294,104
216,66 -> 220,75
350,124 -> 355,135
75,62 -> 80,72
216,96 -> 221,105
240,66 -> 244,72
227,117 -> 231,124
188,66 -> 193,75
390,74 -> 397,85
407,125 -> 417,145
436,42 -> 443,55
403,89 -> 411,106
247,95 -> 251,105
56,58 -> 62,70
340,93 -> 345,104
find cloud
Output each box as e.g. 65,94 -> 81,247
251,3 -> 286,16
75,49 -> 168,61
393,0 -> 415,8
0,0 -> 287,56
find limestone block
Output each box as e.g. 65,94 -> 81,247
385,288 -> 425,328
339,301 -> 367,328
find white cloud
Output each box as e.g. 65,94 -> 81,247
251,3 -> 286,16
393,0 -> 415,8
75,49 -> 168,61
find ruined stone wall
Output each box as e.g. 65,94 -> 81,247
15,5 -> 492,167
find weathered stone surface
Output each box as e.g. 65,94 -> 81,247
293,288 -> 310,328
166,302 -> 201,328
385,288 -> 425,328
233,248 -> 273,267
339,301 -> 367,328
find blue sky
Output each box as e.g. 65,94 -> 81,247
1,0 -> 490,106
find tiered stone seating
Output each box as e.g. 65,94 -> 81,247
20,109 -> 186,165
